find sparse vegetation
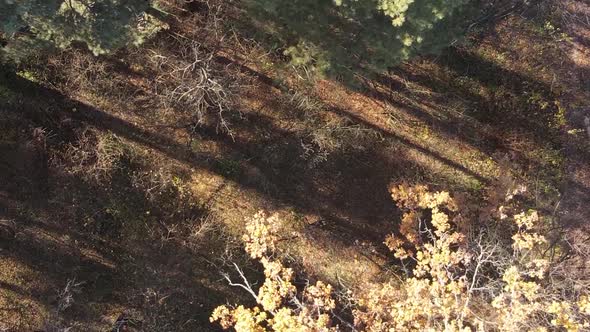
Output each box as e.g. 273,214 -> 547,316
1,0 -> 588,330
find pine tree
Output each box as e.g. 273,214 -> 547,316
0,0 -> 166,60
246,0 -> 474,77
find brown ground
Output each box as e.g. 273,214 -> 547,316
0,0 -> 587,331
551,0 -> 590,286
558,0 -> 590,230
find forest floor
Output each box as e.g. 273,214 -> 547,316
0,0 -> 588,331
559,0 -> 590,232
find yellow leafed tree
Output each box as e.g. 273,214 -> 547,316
211,184 -> 590,331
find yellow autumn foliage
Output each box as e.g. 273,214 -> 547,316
211,184 -> 590,331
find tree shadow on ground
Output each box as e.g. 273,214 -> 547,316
0,5 -> 586,332
0,48 -> 502,285
353,41 -> 570,214
2,4 -> 587,328
367,46 -> 562,151
0,69 -> 254,331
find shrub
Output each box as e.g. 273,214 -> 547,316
211,183 -> 590,331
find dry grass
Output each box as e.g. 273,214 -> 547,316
0,257 -> 49,331
53,128 -> 126,183
0,0 -> 582,329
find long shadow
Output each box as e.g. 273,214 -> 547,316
1,2 -> 583,328
7,30 -> 565,327
193,105 -> 494,257
4,63 -> 397,328
0,70 -> 248,330
162,0 -> 564,187
100,24 -> 493,186
18,40 -> 386,276
325,104 -> 489,184
372,67 -> 498,142
191,112 -> 400,245
434,47 -> 560,141
373,47 -> 562,147
0,281 -> 35,300
359,77 -> 502,155
190,101 -> 488,244
2,65 -> 488,241
0,183 -> 119,327
351,46 -> 568,193
0,149 -> 240,331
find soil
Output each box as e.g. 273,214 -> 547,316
558,0 -> 590,231
0,1 -> 588,331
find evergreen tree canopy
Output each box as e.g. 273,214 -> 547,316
0,0 -> 165,59
247,0 -> 474,76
